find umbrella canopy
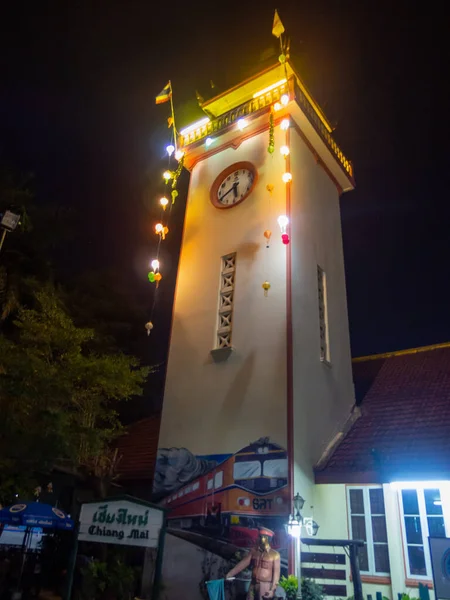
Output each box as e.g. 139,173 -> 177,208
0,502 -> 74,530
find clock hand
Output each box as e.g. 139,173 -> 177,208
233,182 -> 239,198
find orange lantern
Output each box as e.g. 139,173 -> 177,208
264,229 -> 272,248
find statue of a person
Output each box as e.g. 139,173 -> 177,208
226,527 -> 280,599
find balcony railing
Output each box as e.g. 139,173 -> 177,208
179,77 -> 353,180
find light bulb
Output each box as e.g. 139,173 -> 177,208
155,223 -> 164,234
166,144 -> 175,156
174,150 -> 184,161
280,145 -> 290,157
273,102 -> 282,111
281,119 -> 290,130
281,94 -> 289,106
151,259 -> 160,271
163,170 -> 172,181
205,137 -> 213,147
277,215 -> 289,231
159,196 -> 169,209
237,118 -> 247,130
282,172 -> 292,183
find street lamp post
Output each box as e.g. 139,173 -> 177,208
285,494 -> 320,599
285,494 -> 304,598
0,209 -> 21,254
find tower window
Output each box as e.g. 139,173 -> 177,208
317,265 -> 330,363
216,253 -> 236,349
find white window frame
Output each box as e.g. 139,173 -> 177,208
347,485 -> 390,576
397,483 -> 450,580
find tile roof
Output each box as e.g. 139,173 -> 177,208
315,344 -> 450,484
114,416 -> 160,481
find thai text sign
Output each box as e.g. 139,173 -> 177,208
78,499 -> 164,548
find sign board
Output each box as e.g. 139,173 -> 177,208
78,498 -> 164,549
0,210 -> 20,232
429,537 -> 450,599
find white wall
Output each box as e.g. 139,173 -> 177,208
289,126 -> 355,495
313,484 -> 440,600
158,125 -> 288,455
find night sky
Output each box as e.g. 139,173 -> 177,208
1,0 -> 449,368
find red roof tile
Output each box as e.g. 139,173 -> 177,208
114,416 -> 160,481
315,345 -> 450,483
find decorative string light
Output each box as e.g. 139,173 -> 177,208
205,137 -> 213,147
280,145 -> 290,157
273,102 -> 282,111
237,118 -> 248,130
163,170 -> 173,182
281,118 -> 290,130
280,94 -> 289,106
166,144 -> 175,156
174,149 -> 184,161
155,223 -> 169,240
277,215 -> 290,245
159,196 -> 169,210
282,172 -> 292,183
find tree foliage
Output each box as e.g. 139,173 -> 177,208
0,281 -> 149,503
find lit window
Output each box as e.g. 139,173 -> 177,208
207,479 -> 213,490
214,471 -> 224,489
317,265 -> 330,363
347,486 -> 390,575
193,482 -> 200,491
216,253 -> 236,349
398,486 -> 449,578
233,461 -> 261,480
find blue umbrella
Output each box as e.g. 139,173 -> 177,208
0,502 -> 74,530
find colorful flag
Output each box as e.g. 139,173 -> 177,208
272,9 -> 285,38
156,82 -> 172,105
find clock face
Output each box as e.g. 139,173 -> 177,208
210,162 -> 257,209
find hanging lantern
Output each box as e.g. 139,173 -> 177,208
155,223 -> 169,240
262,281 -> 271,297
159,196 -> 169,210
264,229 -> 272,248
277,215 -> 290,245
171,189 -> 178,204
145,321 -> 154,336
154,272 -> 162,288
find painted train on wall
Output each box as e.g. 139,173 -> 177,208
157,438 -> 289,551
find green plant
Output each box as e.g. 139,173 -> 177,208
81,556 -> 137,600
301,577 -> 324,600
279,576 -> 324,600
280,575 -> 299,599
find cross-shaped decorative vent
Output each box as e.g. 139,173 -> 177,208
216,253 -> 236,349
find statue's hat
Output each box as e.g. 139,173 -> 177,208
258,526 -> 275,537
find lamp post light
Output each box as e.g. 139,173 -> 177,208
285,494 -> 304,597
285,494 -> 319,598
0,209 -> 21,254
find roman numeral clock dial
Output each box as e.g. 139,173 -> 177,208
210,161 -> 257,209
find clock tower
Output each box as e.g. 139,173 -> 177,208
155,58 -> 355,596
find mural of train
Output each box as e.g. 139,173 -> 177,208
160,439 -> 290,549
